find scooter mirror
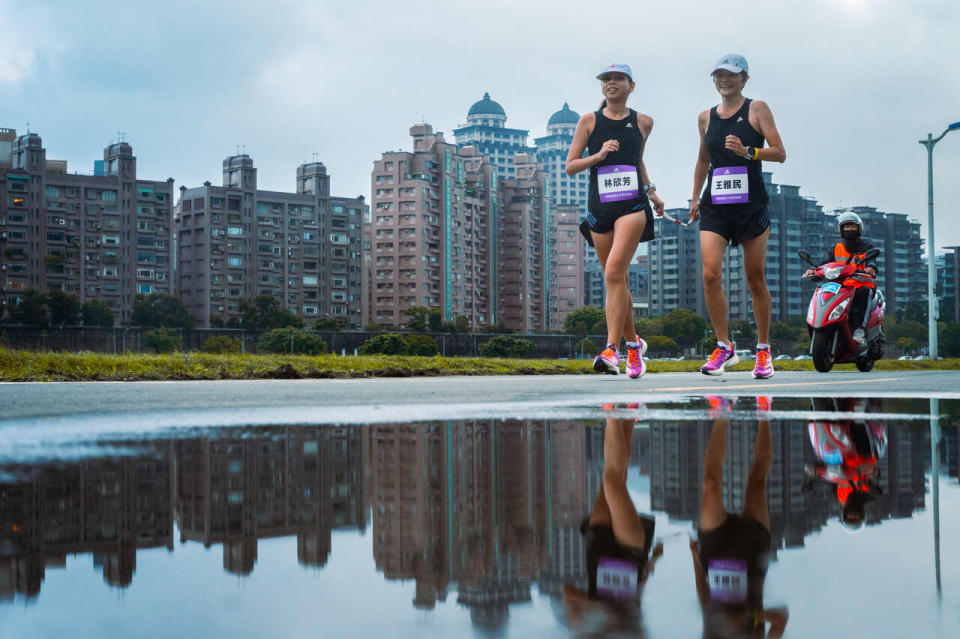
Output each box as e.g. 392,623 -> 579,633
797,250 -> 814,265
863,248 -> 880,261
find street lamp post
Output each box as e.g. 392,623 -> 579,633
919,121 -> 960,360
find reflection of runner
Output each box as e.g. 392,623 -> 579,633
567,63 -> 665,379
690,405 -> 788,637
689,54 -> 786,379
563,417 -> 663,633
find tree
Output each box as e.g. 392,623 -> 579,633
728,319 -> 756,344
47,290 -> 81,326
940,322 -> 960,358
201,335 -> 241,354
8,290 -> 48,326
314,315 -> 348,331
574,338 -> 598,357
239,295 -> 301,330
563,305 -> 605,336
899,301 -> 928,324
257,327 -> 327,355
771,320 -> 801,341
479,336 -> 536,358
132,294 -> 195,328
81,301 -> 114,327
364,321 -> 383,332
659,309 -> 708,346
428,308 -> 443,332
403,334 -> 439,356
359,333 -> 408,355
143,327 -> 182,353
645,335 -> 678,356
482,321 -> 516,334
635,317 -> 665,338
896,336 -> 918,354
209,315 -> 226,328
888,319 -> 925,343
402,306 -> 429,332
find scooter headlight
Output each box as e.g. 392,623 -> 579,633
827,298 -> 850,321
823,266 -> 844,280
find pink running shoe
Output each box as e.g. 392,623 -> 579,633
626,339 -> 648,379
753,347 -> 774,379
593,344 -> 620,375
700,343 -> 739,376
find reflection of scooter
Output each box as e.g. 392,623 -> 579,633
804,400 -> 887,531
798,248 -> 885,373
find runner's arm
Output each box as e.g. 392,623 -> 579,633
691,110 -> 711,203
566,113 -> 600,175
751,100 -> 786,163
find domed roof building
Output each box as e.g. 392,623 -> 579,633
535,101 -> 588,208
546,102 -> 580,128
454,92 -> 535,179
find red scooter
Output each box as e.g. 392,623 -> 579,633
798,249 -> 885,373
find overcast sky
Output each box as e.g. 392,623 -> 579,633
3,0 -> 959,249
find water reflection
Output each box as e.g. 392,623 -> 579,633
0,398 -> 956,638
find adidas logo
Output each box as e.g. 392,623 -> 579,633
737,117 -> 743,122
625,123 -> 633,128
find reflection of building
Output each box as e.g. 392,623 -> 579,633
0,445 -> 174,599
174,425 -> 366,575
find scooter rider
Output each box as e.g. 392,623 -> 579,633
804,212 -> 878,344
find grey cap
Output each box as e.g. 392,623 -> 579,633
597,63 -> 633,81
711,53 -> 748,75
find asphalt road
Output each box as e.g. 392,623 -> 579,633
2,370 -> 957,423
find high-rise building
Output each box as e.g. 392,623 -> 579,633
175,155 -> 366,328
366,124 -> 496,329
0,131 -> 174,324
535,103 -> 588,209
549,204 -> 585,330
938,246 -> 960,322
648,212 -> 703,317
841,206 -> 925,319
498,153 -> 549,332
453,93 -> 536,180
650,174 -> 829,323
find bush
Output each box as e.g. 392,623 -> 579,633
645,335 -> 678,356
143,327 -> 182,353
358,333 -> 438,356
402,334 -> 439,356
574,338 -> 598,356
202,335 -> 241,354
479,335 -> 536,358
359,333 -> 408,355
257,327 -> 327,355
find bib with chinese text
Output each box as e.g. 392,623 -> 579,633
710,166 -> 749,205
596,557 -> 638,599
598,165 -> 640,203
707,558 -> 748,603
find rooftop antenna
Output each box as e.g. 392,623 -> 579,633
117,131 -> 127,142
240,144 -> 246,154
25,121 -> 30,134
312,151 -> 319,163
236,144 -> 241,155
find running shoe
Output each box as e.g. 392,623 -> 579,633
593,343 -> 620,375
700,343 -> 739,376
625,339 -> 648,379
852,328 -> 865,344
752,346 -> 774,379
706,395 -> 735,414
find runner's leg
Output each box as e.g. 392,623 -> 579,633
742,227 -> 772,345
701,231 -> 730,344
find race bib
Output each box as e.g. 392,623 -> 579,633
598,165 -> 640,203
707,558 -> 748,603
596,557 -> 638,599
711,167 -> 749,205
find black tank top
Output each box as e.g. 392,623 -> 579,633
588,108 -> 649,216
700,98 -> 768,209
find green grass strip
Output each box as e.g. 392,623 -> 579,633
0,348 -> 958,382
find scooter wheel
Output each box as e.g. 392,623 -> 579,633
856,359 -> 874,372
811,328 -> 835,373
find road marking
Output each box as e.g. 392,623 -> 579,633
643,377 -> 901,393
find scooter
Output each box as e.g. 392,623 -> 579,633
798,248 -> 885,373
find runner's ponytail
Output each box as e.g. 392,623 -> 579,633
598,99 -> 607,110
